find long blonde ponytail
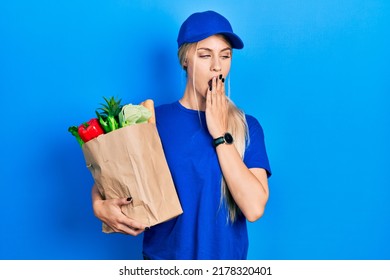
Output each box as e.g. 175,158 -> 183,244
222,99 -> 248,222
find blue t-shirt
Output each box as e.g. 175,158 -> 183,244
142,101 -> 271,260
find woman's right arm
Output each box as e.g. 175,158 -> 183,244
91,184 -> 148,236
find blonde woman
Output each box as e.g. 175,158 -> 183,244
92,10 -> 272,260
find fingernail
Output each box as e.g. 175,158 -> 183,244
127,197 -> 132,201
219,74 -> 223,80
145,227 -> 150,231
222,78 -> 225,83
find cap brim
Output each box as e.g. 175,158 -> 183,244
177,31 -> 244,49
219,32 -> 244,49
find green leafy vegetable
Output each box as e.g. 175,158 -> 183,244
119,104 -> 152,127
95,96 -> 123,133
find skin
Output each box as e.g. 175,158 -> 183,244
91,35 -> 269,236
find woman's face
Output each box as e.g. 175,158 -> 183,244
185,35 -> 232,98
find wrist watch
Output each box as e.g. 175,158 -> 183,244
213,132 -> 234,147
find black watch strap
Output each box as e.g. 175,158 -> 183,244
213,133 -> 234,147
213,136 -> 226,147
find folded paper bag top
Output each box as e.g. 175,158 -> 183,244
82,122 -> 183,233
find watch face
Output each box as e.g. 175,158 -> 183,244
224,133 -> 234,144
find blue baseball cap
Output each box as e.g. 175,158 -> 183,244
177,10 -> 244,49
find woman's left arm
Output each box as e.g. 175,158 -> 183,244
216,144 -> 269,222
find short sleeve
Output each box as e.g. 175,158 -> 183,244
243,115 -> 272,177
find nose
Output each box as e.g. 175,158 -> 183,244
211,57 -> 221,72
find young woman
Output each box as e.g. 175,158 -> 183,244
91,10 -> 272,260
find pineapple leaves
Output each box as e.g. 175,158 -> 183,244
96,96 -> 123,133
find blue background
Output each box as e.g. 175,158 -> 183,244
1,0 -> 389,260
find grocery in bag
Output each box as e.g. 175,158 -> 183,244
69,97 -> 183,233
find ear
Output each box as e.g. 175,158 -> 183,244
182,58 -> 188,70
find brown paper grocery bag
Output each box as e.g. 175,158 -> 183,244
81,123 -> 183,233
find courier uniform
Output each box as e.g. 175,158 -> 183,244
142,101 -> 271,260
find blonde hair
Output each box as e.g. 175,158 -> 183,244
178,41 -> 249,223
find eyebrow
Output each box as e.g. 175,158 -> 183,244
197,47 -> 232,52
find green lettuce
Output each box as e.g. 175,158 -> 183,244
119,104 -> 152,127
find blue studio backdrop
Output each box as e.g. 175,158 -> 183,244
1,0 -> 389,260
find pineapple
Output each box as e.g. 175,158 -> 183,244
95,96 -> 123,133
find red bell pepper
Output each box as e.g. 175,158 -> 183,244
77,118 -> 104,143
